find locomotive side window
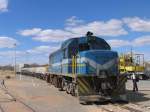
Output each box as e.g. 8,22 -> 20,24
79,43 -> 90,51
63,49 -> 67,59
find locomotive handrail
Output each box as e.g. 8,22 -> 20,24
72,55 -> 77,75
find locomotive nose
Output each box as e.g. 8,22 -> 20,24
79,50 -> 118,76
98,70 -> 108,78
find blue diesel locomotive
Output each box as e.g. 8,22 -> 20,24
46,32 -> 126,102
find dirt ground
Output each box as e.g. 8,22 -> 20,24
0,74 -> 149,112
0,70 -> 15,79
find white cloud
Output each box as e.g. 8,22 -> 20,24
0,51 -> 24,57
19,28 -> 77,42
33,29 -> 77,42
66,19 -> 128,37
19,17 -> 128,42
107,39 -> 131,48
0,36 -> 19,48
0,45 -> 59,65
27,45 -> 58,55
123,17 -> 150,32
0,50 -> 28,65
24,46 -> 58,64
65,16 -> 84,26
107,35 -> 150,48
18,28 -> 42,36
144,52 -> 150,61
133,35 -> 150,46
0,0 -> 8,12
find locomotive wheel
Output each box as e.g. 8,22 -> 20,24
61,78 -> 66,91
50,75 -> 53,84
74,84 -> 78,97
53,76 -> 58,87
71,83 -> 76,96
66,83 -> 72,94
58,78 -> 63,91
46,75 -> 50,83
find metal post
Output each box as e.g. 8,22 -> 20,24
14,43 -> 17,76
72,56 -> 74,74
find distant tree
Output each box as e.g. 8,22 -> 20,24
0,65 -> 14,71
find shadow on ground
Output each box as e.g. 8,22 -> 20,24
81,100 -> 128,105
81,89 -> 150,105
126,90 -> 150,103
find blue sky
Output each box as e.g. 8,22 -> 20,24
0,0 -> 150,65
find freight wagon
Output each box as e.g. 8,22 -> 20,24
21,65 -> 48,79
46,32 -> 127,103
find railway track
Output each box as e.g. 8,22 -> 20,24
0,84 -> 37,112
99,105 -> 143,112
0,77 -> 149,112
3,85 -> 146,112
96,102 -> 147,112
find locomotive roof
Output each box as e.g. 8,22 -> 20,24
61,36 -> 110,49
50,36 -> 111,57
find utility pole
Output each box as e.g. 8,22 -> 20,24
14,43 -> 17,76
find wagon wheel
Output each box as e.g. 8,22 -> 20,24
74,84 -> 79,97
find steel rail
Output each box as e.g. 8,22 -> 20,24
0,84 -> 37,112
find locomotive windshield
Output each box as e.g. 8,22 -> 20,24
79,43 -> 90,51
